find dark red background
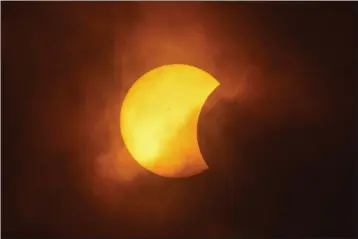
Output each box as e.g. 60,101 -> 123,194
2,2 -> 357,238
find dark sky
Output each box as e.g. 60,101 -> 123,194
2,2 -> 357,238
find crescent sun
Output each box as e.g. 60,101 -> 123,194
120,64 -> 220,178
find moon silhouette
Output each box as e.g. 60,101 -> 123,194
120,64 -> 220,178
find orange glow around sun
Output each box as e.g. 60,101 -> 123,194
120,64 -> 220,178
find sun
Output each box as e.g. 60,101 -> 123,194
120,64 -> 220,178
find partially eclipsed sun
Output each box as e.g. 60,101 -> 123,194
120,64 -> 220,178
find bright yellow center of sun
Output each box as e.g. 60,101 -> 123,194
120,64 -> 220,178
